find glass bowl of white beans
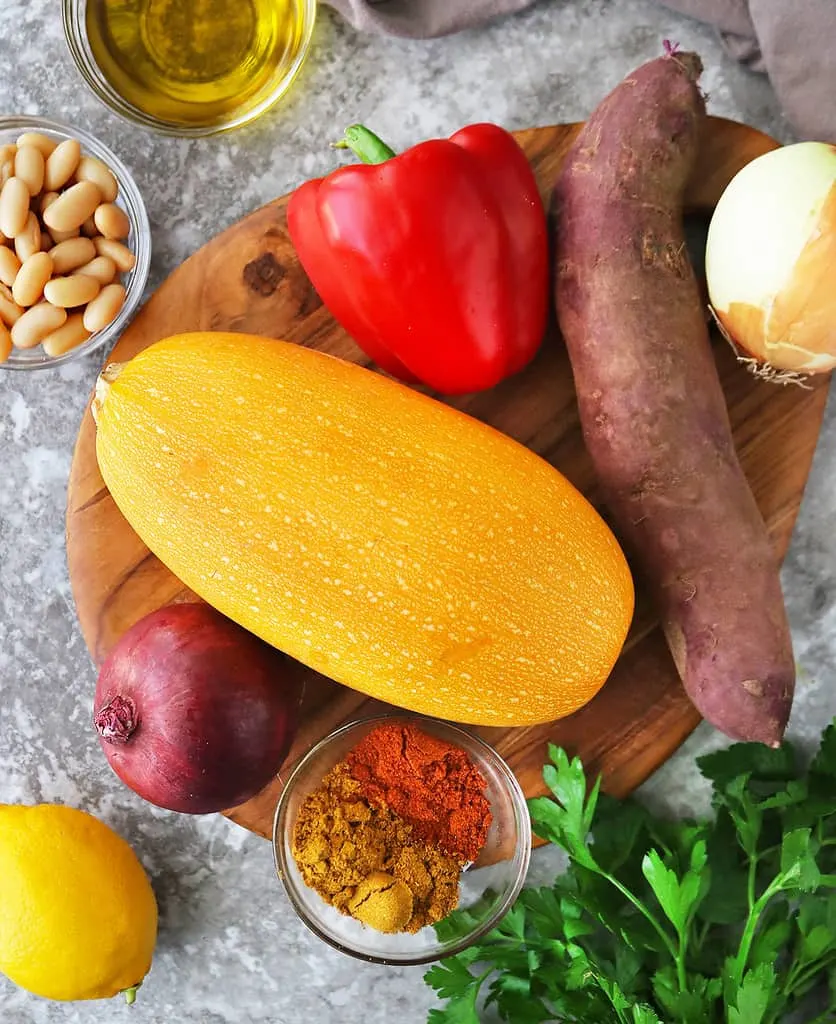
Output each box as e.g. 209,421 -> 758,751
0,116 -> 150,370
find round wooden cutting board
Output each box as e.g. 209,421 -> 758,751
67,119 -> 831,841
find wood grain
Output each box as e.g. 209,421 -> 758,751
66,119 -> 831,840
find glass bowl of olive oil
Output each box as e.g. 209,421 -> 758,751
62,0 -> 316,136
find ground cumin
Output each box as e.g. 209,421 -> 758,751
292,762 -> 461,933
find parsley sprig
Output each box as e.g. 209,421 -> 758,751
425,721 -> 836,1023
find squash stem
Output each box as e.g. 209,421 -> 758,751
91,362 -> 125,424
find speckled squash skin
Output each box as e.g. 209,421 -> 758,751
94,332 -> 634,727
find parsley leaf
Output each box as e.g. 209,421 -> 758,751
719,774 -> 763,857
652,966 -> 713,1023
631,1005 -> 664,1024
427,991 -> 481,1024
781,828 -> 821,891
488,973 -> 553,1023
727,963 -> 774,1024
641,841 -> 708,936
697,740 -> 798,788
697,809 -> 748,927
811,721 -> 836,780
531,744 -> 600,864
590,794 -> 650,874
425,960 -> 483,1001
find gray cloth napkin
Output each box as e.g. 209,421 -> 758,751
323,0 -> 836,142
323,0 -> 535,38
659,0 -> 835,141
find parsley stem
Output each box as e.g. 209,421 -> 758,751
747,851 -> 759,912
677,932 -> 688,992
729,874 -> 785,989
596,870 -> 681,975
784,951 -> 836,998
694,918 -> 711,953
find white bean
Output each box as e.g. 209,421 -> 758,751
75,156 -> 118,203
0,319 -> 11,363
0,281 -> 24,325
40,191 -> 59,215
93,237 -> 136,272
11,301 -> 67,349
0,246 -> 21,288
43,182 -> 101,234
14,146 -> 45,196
44,138 -> 81,192
14,212 -> 42,263
49,226 -> 81,245
76,255 -> 116,285
94,203 -> 131,240
49,237 -> 96,275
41,312 -> 91,357
40,194 -> 66,246
0,177 -> 30,238
43,273 -> 101,309
83,282 -> 125,332
12,251 -> 53,307
16,132 -> 57,157
0,145 -> 16,189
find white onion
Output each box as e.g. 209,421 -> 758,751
705,141 -> 836,377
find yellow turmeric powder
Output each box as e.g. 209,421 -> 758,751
292,763 -> 461,933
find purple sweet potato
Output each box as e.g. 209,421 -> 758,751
553,50 -> 795,746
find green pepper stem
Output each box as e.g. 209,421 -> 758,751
332,125 -> 397,165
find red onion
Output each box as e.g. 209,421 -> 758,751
94,603 -> 301,814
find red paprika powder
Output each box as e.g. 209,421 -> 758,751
346,723 -> 492,863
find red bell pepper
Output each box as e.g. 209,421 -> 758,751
287,123 -> 549,395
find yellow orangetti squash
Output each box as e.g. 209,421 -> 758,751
93,332 -> 634,726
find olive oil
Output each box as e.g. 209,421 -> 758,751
85,0 -> 310,129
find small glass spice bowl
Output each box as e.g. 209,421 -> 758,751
273,714 -> 531,966
0,116 -> 150,372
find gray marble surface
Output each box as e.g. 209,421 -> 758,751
1,1 -> 834,1021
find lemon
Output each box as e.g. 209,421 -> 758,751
0,804 -> 158,1003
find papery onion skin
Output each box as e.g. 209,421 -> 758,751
706,141 -> 836,375
93,603 -> 301,814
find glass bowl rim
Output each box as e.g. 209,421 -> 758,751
0,114 -> 151,372
61,0 -> 318,138
272,712 -> 532,966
